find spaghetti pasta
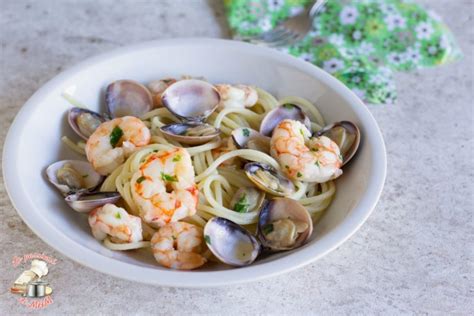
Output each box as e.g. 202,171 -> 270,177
60,81 -> 341,268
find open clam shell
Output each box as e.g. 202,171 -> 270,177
231,127 -> 270,154
244,162 -> 296,197
65,191 -> 121,213
160,122 -> 220,145
230,187 -> 265,213
46,160 -> 103,196
68,107 -> 106,140
315,121 -> 360,166
106,80 -> 154,118
161,79 -> 220,122
260,104 -> 311,136
257,198 -> 313,251
204,217 -> 260,266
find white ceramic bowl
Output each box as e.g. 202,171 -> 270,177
3,39 -> 386,287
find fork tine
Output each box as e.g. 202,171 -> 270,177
240,0 -> 327,47
266,30 -> 300,47
234,28 -> 287,44
250,30 -> 295,47
258,27 -> 291,42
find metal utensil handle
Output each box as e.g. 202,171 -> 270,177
309,0 -> 328,17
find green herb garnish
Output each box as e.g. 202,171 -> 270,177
299,129 -> 305,137
262,224 -> 274,235
204,235 -> 211,244
136,176 -> 146,184
297,172 -> 302,177
109,126 -> 123,148
338,154 -> 343,161
115,212 -> 121,219
242,128 -> 250,137
82,174 -> 89,178
172,236 -> 176,240
161,172 -> 177,182
315,160 -> 320,167
233,194 -> 249,213
172,155 -> 182,162
282,103 -> 294,110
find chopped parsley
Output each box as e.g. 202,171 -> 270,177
161,172 -> 177,182
153,149 -> 159,152
233,194 -> 249,213
82,174 -> 89,178
282,103 -> 294,110
172,155 -> 182,162
297,172 -> 302,178
172,235 -> 176,240
242,128 -> 250,137
338,154 -> 343,161
262,224 -> 274,235
311,147 -> 318,152
299,129 -> 305,137
315,160 -> 320,167
285,165 -> 289,169
109,126 -> 123,148
136,176 -> 146,184
115,212 -> 121,219
204,235 -> 211,244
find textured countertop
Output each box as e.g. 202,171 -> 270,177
0,0 -> 472,314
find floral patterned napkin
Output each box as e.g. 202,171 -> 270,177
224,0 -> 461,104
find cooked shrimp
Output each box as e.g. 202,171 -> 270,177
86,116 -> 151,175
151,222 -> 207,270
88,203 -> 143,243
216,84 -> 258,108
270,119 -> 343,183
131,148 -> 199,228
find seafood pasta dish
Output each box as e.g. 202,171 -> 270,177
46,77 -> 360,270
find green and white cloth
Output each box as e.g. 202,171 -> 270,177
225,0 -> 462,104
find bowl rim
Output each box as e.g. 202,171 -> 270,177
2,38 -> 386,287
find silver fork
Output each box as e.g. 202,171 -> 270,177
238,0 -> 327,47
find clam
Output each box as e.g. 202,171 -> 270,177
244,162 -> 296,197
260,104 -> 311,136
68,107 -> 106,140
257,198 -> 313,251
106,80 -> 153,118
46,160 -> 103,196
161,79 -> 220,122
159,79 -> 222,146
64,191 -> 121,213
230,187 -> 265,213
231,127 -> 270,154
314,121 -> 360,166
160,122 -> 220,145
204,217 -> 260,266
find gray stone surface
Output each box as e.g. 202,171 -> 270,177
0,0 -> 472,314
